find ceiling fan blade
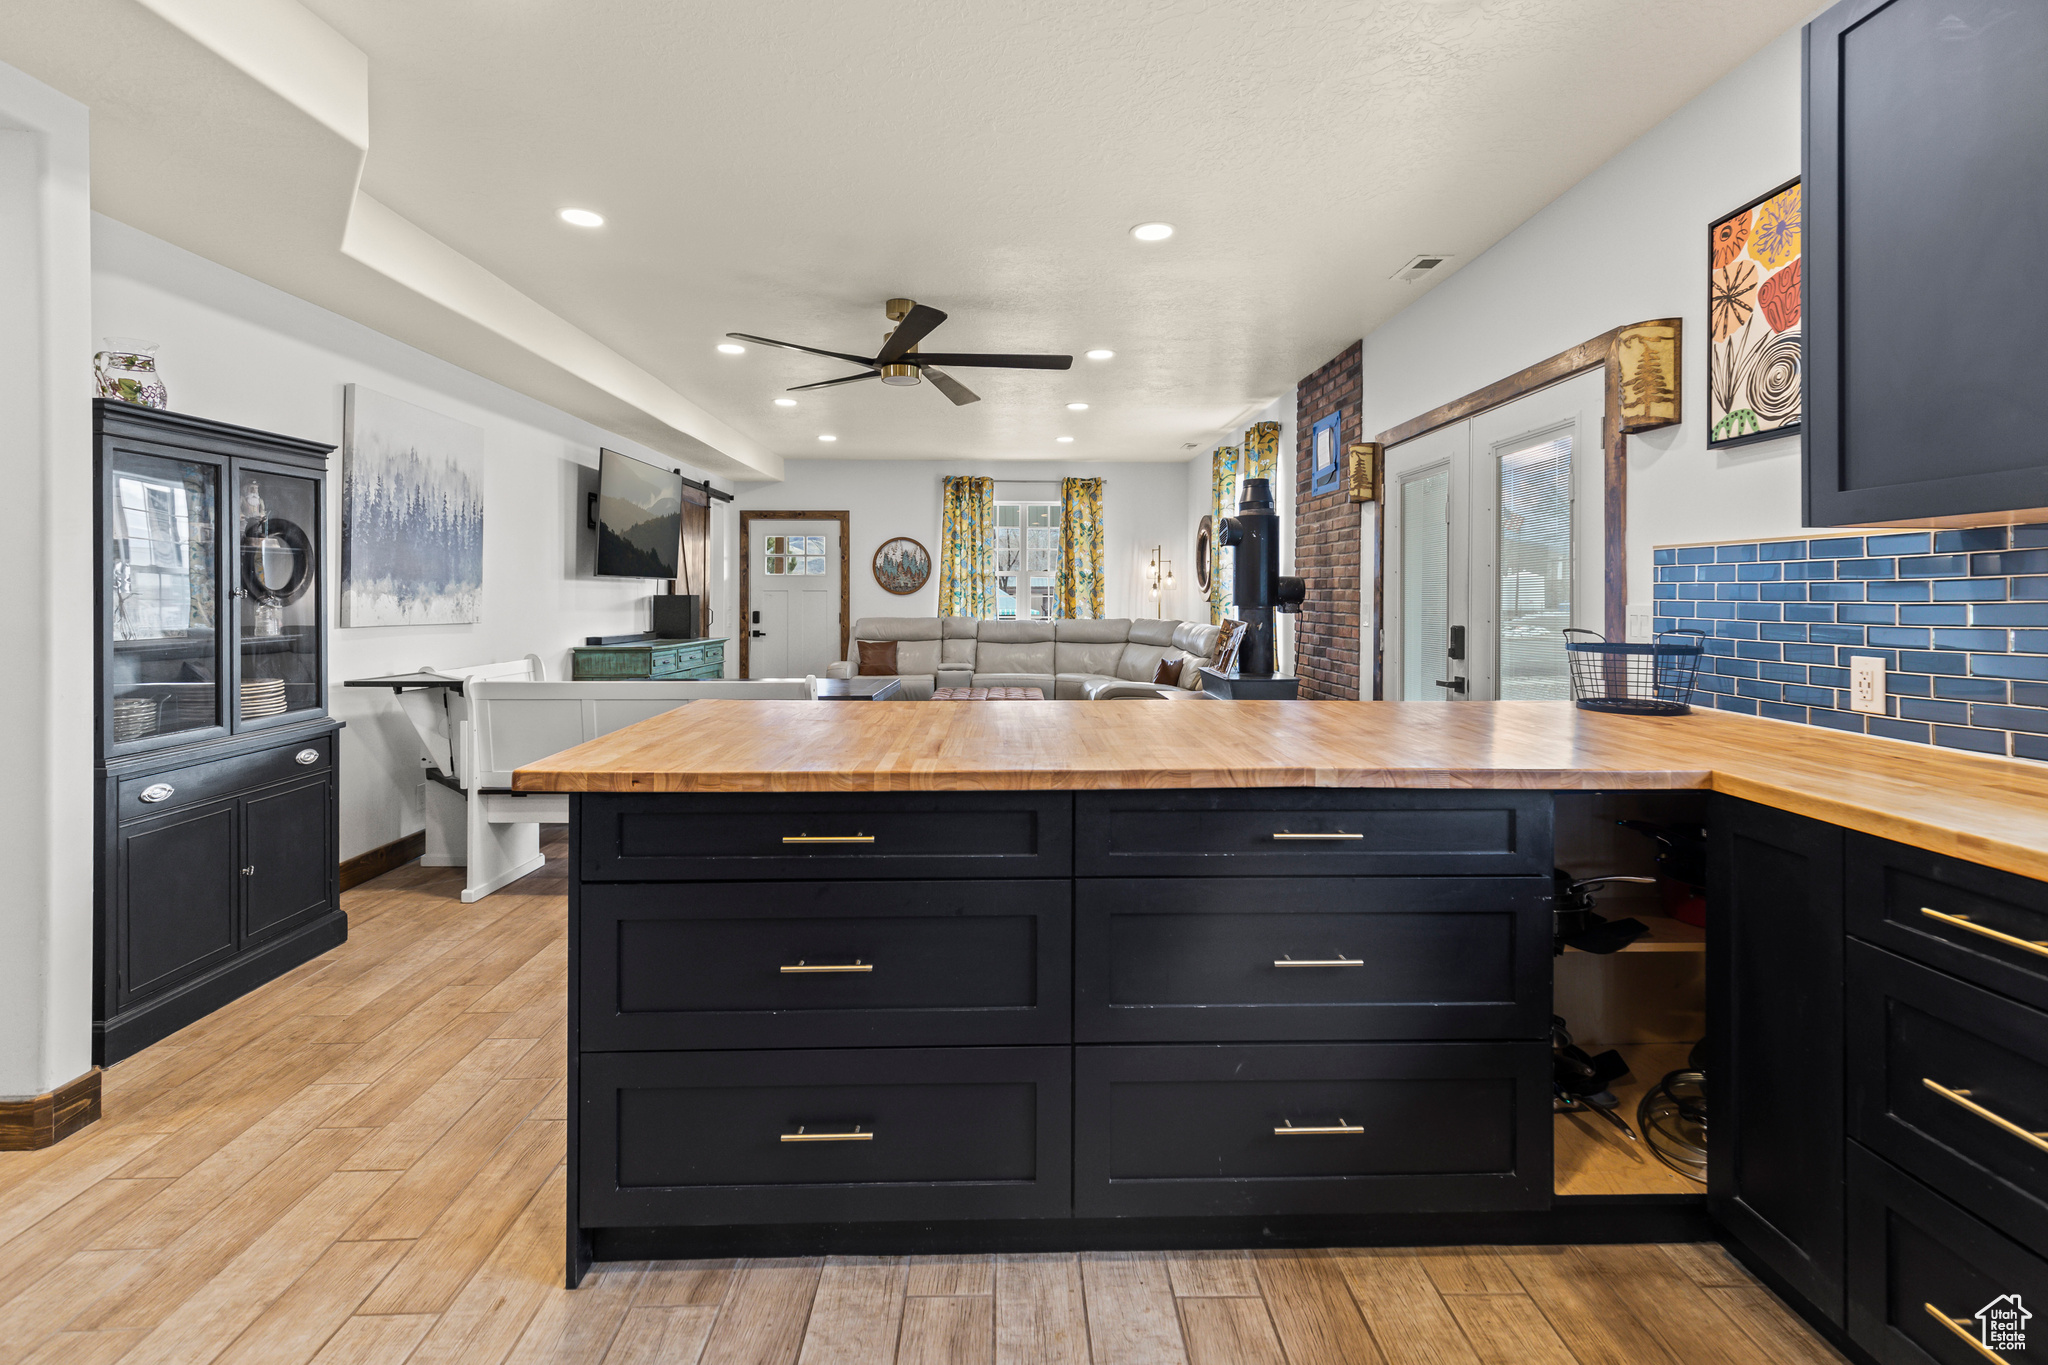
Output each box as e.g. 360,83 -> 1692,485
922,367 -> 980,406
874,304 -> 948,366
787,370 -> 882,392
726,332 -> 877,366
909,353 -> 1074,370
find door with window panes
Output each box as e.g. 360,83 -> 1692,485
1381,369 -> 1604,700
994,499 -> 1060,620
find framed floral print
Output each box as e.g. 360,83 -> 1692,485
1708,177 -> 1801,449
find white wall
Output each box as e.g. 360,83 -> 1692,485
1356,28 -> 1806,616
0,60 -> 93,1099
735,458 -> 1203,635
92,217 -> 735,863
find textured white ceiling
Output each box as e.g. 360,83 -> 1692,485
30,1 -> 1816,472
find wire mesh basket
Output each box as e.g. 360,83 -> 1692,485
1563,628 -> 1707,716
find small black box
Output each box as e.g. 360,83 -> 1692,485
651,594 -> 701,640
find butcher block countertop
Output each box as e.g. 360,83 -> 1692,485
512,699 -> 2048,882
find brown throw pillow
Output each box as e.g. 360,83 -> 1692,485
1152,655 -> 1183,686
856,640 -> 898,676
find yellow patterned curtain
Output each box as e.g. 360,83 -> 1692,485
937,475 -> 996,618
1057,477 -> 1105,619
1243,420 -> 1279,485
1209,445 -> 1239,624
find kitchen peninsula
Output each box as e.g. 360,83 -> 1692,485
516,700 -> 2048,1353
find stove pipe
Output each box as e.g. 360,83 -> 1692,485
1218,477 -> 1307,677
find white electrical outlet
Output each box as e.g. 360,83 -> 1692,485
1850,655 -> 1886,715
1624,604 -> 1655,643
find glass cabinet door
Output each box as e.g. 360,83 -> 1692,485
234,466 -> 322,724
109,451 -> 223,745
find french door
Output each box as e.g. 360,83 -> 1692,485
1382,370 -> 1605,700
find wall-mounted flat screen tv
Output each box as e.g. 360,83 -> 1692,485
595,448 -> 683,579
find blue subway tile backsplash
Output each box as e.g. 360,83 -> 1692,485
1655,524 -> 2048,762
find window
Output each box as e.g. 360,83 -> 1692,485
762,534 -> 825,576
993,500 -> 1060,619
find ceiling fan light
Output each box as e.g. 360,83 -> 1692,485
1086,349 -> 1115,360
1129,222 -> 1175,242
717,343 -> 745,354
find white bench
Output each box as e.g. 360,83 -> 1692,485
384,658 -> 808,901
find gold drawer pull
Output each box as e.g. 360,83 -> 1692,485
1921,907 -> 2048,959
781,1126 -> 872,1143
1272,832 -> 1363,841
1275,955 -> 1363,968
781,834 -> 876,845
1275,1118 -> 1363,1136
780,960 -> 872,974
1924,1302 -> 2011,1363
1923,1079 -> 2048,1154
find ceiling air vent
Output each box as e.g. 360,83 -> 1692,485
1392,254 -> 1452,283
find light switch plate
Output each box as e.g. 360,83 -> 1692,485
1850,655 -> 1886,715
1625,604 -> 1655,643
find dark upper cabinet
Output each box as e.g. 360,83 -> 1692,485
1804,0 -> 2048,527
1708,795 -> 1847,1324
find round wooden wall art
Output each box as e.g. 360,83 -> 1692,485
872,536 -> 932,595
1194,516 -> 1213,591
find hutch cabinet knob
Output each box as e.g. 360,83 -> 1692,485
294,748 -> 320,765
139,783 -> 174,803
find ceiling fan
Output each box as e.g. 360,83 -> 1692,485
726,298 -> 1071,406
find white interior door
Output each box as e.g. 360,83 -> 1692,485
748,519 -> 840,678
1381,369 -> 1605,700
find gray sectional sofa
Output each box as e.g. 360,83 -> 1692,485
825,616 -> 1223,699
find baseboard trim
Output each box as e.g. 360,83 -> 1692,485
340,829 -> 426,890
0,1068 -> 102,1151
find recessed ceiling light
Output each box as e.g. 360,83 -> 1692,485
717,343 -> 745,354
1085,349 -> 1115,361
818,434 -> 838,442
774,398 -> 798,407
1066,402 -> 1090,411
1129,222 -> 1174,242
1056,436 -> 1075,443
559,208 -> 604,227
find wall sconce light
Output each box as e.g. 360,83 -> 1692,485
1145,544 -> 1174,616
1347,442 -> 1382,503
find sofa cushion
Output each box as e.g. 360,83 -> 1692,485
1152,654 -> 1184,685
1172,621 -> 1222,660
1126,618 -> 1179,647
1178,655 -> 1204,689
1117,641 -> 1174,681
853,616 -> 943,642
977,624 -> 1054,674
1055,618 -> 1132,644
895,637 -> 941,676
857,640 -> 898,676
976,621 -> 1056,644
971,673 -> 1054,696
1057,639 -> 1126,676
940,616 -> 979,667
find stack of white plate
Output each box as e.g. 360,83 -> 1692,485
112,695 -> 160,743
169,683 -> 216,731
240,677 -> 288,719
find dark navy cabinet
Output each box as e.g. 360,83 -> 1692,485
1804,0 -> 2048,526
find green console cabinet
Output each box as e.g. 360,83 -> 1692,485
571,637 -> 727,681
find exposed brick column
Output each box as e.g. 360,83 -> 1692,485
1293,342 -> 1363,701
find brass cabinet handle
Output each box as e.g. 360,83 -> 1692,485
1923,1079 -> 2048,1154
1274,1118 -> 1363,1136
1274,955 -> 1362,968
1272,832 -> 1363,841
781,834 -> 876,845
1921,907 -> 2048,959
780,960 -> 872,974
1924,1302 -> 2010,1363
780,1126 -> 872,1143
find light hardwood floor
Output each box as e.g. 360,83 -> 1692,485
0,832 -> 1847,1365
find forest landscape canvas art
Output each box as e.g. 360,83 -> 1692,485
341,385 -> 485,626
1708,178 -> 1802,448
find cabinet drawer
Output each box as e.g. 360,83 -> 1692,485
580,880 -> 1070,1050
1075,877 -> 1551,1043
1849,942 -> 2048,1252
1847,1144 -> 2047,1365
1848,833 -> 2048,1013
578,1047 -> 1071,1227
578,793 -> 1072,881
1074,791 -> 1552,878
1072,1042 -> 1549,1218
115,733 -> 334,819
